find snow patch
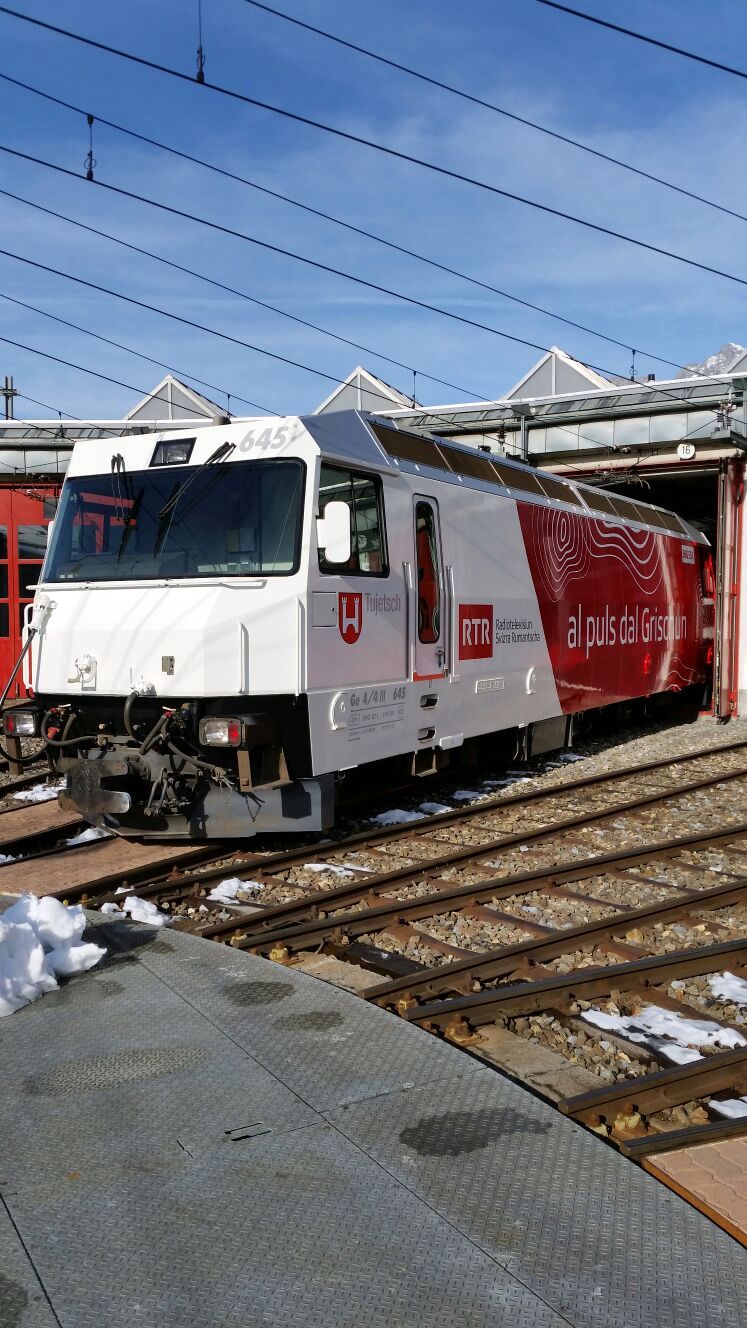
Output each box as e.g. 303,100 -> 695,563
710,1097 -> 747,1120
482,775 -> 531,789
0,852 -> 17,866
708,972 -> 747,1005
583,1003 -> 746,1064
64,826 -> 110,847
370,808 -> 423,825
99,896 -> 172,927
301,862 -> 354,877
11,779 -> 66,804
46,942 -> 108,976
0,893 -> 105,1016
122,897 -> 172,927
451,789 -> 485,802
418,802 -> 452,815
207,877 -> 264,904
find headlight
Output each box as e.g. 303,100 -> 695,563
199,717 -> 242,747
4,709 -> 39,737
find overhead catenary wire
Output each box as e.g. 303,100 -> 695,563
0,72 -> 689,373
0,291 -> 276,416
0,244 -> 455,411
534,1 -> 747,82
238,0 -> 747,231
0,337 -> 237,440
1,7 -> 746,293
15,390 -> 67,417
0,144 -> 700,385
2,171 -> 729,447
0,17 -> 732,444
1,199 -> 730,452
0,291 -> 279,416
5,183 -> 696,412
0,182 -> 483,404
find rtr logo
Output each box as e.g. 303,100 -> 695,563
459,604 -> 493,660
339,592 -> 363,644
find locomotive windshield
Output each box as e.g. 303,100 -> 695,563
43,459 -> 305,582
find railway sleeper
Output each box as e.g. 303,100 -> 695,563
406,937 -> 747,1030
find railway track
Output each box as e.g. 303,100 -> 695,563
3,728 -> 747,1202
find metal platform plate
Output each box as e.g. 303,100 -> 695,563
0,915 -> 745,1328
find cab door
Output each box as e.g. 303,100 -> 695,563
413,497 -> 447,681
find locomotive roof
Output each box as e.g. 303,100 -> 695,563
307,413 -> 707,548
64,410 -> 707,547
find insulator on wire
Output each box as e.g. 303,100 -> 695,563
85,114 -> 96,181
196,0 -> 206,82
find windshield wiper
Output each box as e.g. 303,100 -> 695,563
111,452 -> 133,523
153,440 -> 235,556
115,489 -> 143,562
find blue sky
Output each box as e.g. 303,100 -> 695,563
1,0 -> 746,421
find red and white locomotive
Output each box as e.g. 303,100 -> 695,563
10,410 -> 712,838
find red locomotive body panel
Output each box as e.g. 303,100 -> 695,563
517,503 -> 712,713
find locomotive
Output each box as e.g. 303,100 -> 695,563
7,410 -> 713,839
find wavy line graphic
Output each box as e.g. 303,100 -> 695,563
529,507 -> 664,602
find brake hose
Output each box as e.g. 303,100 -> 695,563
166,737 -> 226,781
140,713 -> 168,755
40,709 -> 99,749
123,689 -> 139,741
124,692 -> 172,755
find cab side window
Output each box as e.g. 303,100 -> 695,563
318,463 -> 388,576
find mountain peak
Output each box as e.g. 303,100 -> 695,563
678,342 -> 746,378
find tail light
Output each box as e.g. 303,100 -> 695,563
199,717 -> 242,747
4,709 -> 39,737
706,644 -> 714,666
642,652 -> 652,677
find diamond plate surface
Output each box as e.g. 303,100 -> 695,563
125,918 -> 484,1111
7,1123 -> 565,1328
1,916 -> 745,1328
0,1201 -> 56,1328
327,1070 -> 747,1328
0,927 -> 317,1191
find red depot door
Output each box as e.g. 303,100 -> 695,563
0,484 -> 58,700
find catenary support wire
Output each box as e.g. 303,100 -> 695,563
0,7 -> 745,292
0,71 -> 705,372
